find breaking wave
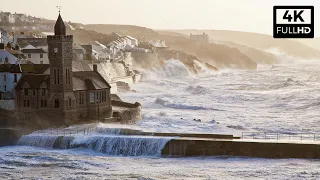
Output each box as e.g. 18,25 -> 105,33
185,85 -> 212,95
271,78 -> 306,89
18,134 -> 172,157
154,97 -> 212,110
141,59 -> 192,80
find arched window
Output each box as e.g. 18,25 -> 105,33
68,97 -> 72,107
54,99 -> 60,108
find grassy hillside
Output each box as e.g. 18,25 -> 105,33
171,30 -> 320,59
297,38 -> 320,51
80,25 -> 257,69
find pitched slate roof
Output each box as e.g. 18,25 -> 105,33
73,71 -> 111,91
21,48 -> 46,54
15,74 -> 50,90
16,38 -> 47,48
0,64 -> 21,73
20,64 -> 49,74
54,14 -> 66,36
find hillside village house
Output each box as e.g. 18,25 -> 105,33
189,32 -> 209,43
0,12 -> 15,24
0,64 -> 49,99
16,37 -> 48,51
0,28 -> 8,44
21,48 -> 48,64
0,12 -> 41,25
149,40 -> 167,48
14,13 -> 26,24
14,13 -> 112,121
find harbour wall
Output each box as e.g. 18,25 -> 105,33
161,138 -> 320,159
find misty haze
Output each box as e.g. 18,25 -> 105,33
0,0 -> 320,179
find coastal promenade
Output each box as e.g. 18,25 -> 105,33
11,126 -> 320,159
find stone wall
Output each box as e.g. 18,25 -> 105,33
0,100 -> 15,111
0,128 -> 23,146
14,104 -> 112,129
161,139 -> 320,159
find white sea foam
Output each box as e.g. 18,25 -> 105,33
121,60 -> 320,135
140,59 -> 192,80
17,134 -> 172,157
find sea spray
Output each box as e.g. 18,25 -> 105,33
71,135 -> 172,156
17,134 -> 172,156
140,59 -> 192,80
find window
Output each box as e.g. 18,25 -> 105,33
41,88 -> 46,96
54,99 -> 60,108
41,99 -> 47,108
40,54 -> 43,58
28,54 -> 31,58
14,74 -> 17,82
23,99 -> 30,107
79,92 -> 84,105
68,69 -> 71,84
89,92 -> 95,104
96,92 -> 99,103
24,89 -> 28,96
33,90 -> 36,96
57,69 -> 60,84
102,91 -> 106,102
53,69 -> 56,84
54,69 -> 60,84
4,85 -> 6,92
65,69 -> 68,84
68,98 -> 72,107
3,74 -> 6,82
40,60 -> 43,64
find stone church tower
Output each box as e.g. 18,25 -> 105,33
47,13 -> 75,112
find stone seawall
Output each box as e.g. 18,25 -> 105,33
161,139 -> 320,159
0,128 -> 23,146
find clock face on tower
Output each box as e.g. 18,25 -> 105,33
54,47 -> 58,54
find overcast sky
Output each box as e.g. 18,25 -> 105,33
2,0 -> 319,36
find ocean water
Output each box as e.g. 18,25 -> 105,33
1,59 -> 320,179
121,59 -> 320,136
0,146 -> 319,179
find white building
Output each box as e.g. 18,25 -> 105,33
0,64 -> 21,95
124,36 -> 138,47
149,40 -> 167,48
0,12 -> 15,24
0,28 -> 9,44
0,64 -> 49,99
21,48 -> 48,64
14,13 -> 26,24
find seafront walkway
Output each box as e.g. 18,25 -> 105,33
33,126 -> 320,143
11,126 -> 320,159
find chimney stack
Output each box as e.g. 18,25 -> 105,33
93,64 -> 98,72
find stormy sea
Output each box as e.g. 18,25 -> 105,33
1,59 -> 320,179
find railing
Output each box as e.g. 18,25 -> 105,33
241,132 -> 320,142
35,127 -> 97,136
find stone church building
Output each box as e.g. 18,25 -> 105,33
14,13 -> 112,123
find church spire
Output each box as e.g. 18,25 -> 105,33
54,13 -> 66,36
